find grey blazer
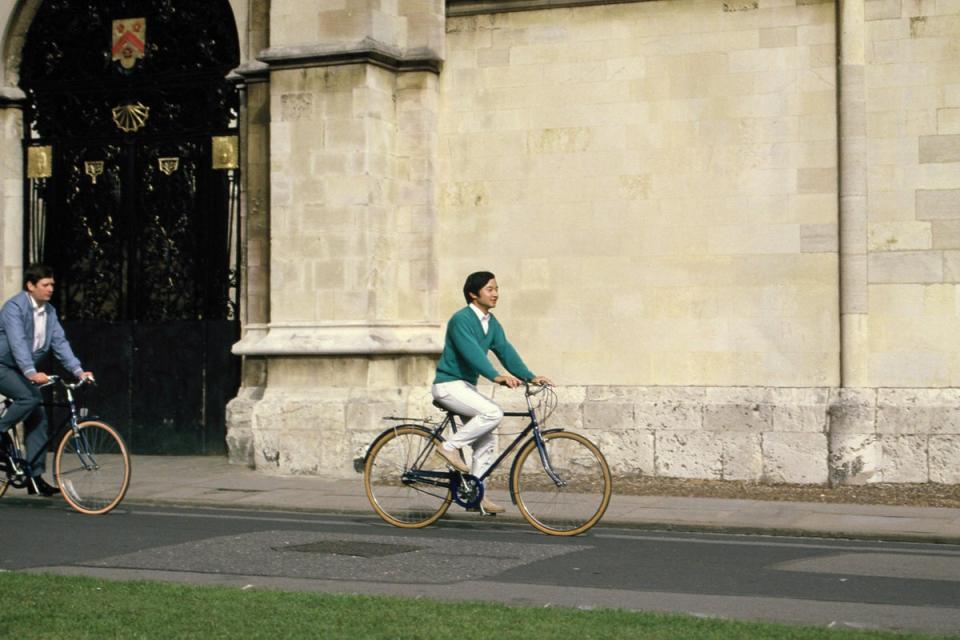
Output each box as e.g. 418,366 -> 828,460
0,291 -> 82,378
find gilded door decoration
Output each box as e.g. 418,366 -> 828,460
83,160 -> 104,184
27,145 -> 53,179
20,0 -> 242,455
211,135 -> 238,169
112,102 -> 150,133
158,157 -> 179,175
112,17 -> 146,71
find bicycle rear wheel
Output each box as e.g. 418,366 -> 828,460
364,425 -> 453,528
55,420 -> 131,515
511,431 -> 612,536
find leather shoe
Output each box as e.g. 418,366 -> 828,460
27,476 -> 60,497
434,446 -> 469,473
468,497 -> 506,514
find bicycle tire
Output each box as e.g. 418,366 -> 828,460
510,431 -> 612,536
55,420 -> 131,515
363,424 -> 453,528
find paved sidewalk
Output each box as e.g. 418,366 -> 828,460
81,455 -> 960,543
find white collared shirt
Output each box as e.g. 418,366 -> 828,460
469,303 -> 490,335
30,295 -> 46,352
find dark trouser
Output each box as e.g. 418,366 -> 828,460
0,365 -> 48,477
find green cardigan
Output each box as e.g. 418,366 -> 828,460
434,306 -> 535,385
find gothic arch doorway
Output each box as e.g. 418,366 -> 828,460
19,0 -> 241,454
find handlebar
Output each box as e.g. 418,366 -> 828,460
38,374 -> 96,391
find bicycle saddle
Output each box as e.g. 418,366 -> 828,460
432,400 -> 470,418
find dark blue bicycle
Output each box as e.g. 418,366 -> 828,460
362,383 -> 611,536
0,375 -> 130,515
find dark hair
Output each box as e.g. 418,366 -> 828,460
463,271 -> 495,304
23,263 -> 54,290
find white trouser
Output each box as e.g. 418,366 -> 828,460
431,380 -> 504,477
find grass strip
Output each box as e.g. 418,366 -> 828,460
0,572 -> 950,640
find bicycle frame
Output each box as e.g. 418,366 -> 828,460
390,386 -> 567,504
1,377 -> 96,480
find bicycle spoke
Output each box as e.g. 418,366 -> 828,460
512,431 -> 611,536
56,421 -> 130,515
364,425 -> 453,528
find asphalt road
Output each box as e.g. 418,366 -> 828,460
2,499 -> 959,635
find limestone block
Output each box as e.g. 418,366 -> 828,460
225,386 -> 265,467
919,134 -> 960,163
772,388 -> 830,432
655,431 -> 723,480
636,398 -> 702,431
866,0 -> 902,20
932,221 -> 960,249
942,250 -> 960,282
829,433 -> 881,485
876,388 -> 960,434
251,394 -> 347,475
583,401 -> 635,432
591,429 -> 655,477
800,223 -> 838,252
938,108 -> 960,135
762,432 -> 828,483
704,402 -> 773,432
929,436 -> 960,483
720,432 -> 763,480
869,351 -> 950,387
916,189 -> 960,220
879,435 -> 929,482
868,251 -> 943,283
868,221 -> 932,251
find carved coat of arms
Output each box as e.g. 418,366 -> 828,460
112,18 -> 146,70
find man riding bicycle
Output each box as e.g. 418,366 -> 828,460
431,271 -> 552,514
0,264 -> 93,496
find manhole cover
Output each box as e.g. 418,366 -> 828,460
274,540 -> 423,558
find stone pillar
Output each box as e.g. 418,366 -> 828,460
226,0 -> 271,466
0,88 -> 25,298
831,0 -> 879,484
230,1 -> 446,477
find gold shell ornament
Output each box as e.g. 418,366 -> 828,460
112,102 -> 150,133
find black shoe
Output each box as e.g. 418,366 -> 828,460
27,476 -> 60,496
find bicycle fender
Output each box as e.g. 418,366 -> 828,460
507,428 -> 566,504
361,424 -> 441,467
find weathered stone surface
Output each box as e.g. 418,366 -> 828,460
593,429 -> 655,477
919,134 -> 960,164
225,387 -> 264,468
719,433 -> 763,480
762,432 -> 828,484
829,433 -> 881,485
583,401 -> 635,432
635,400 -> 702,431
827,388 -> 877,435
929,436 -> 960,483
876,388 -> 960,434
655,431 -> 723,480
704,403 -> 773,432
880,435 -> 929,483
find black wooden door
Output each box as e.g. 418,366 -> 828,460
20,1 -> 241,454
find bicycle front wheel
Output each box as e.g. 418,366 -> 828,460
55,420 -> 131,515
511,431 -> 612,536
364,425 -> 453,528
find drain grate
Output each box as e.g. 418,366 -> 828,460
274,540 -> 423,558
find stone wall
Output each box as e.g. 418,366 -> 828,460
438,0 -> 841,387
863,3 -> 960,386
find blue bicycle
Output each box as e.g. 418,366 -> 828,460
362,383 -> 611,536
0,375 -> 130,515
